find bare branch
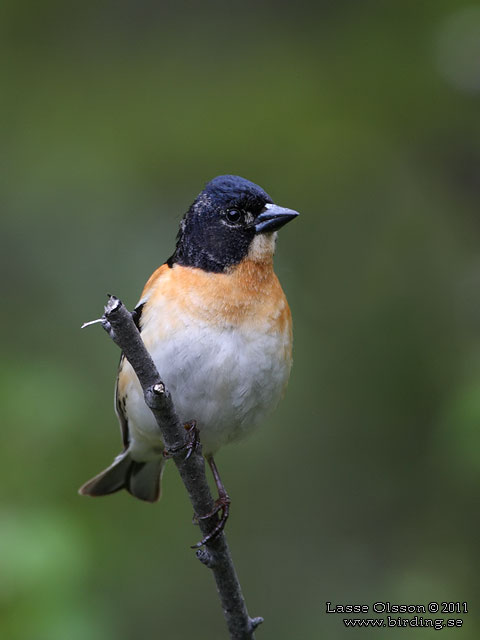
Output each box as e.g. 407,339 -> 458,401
86,294 -> 262,640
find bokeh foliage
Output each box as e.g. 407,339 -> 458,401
1,1 -> 480,638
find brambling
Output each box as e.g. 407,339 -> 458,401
80,175 -> 298,538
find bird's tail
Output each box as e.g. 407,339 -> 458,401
78,450 -> 165,503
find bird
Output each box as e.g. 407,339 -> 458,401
79,174 -> 298,543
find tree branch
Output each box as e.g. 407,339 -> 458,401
87,295 -> 262,639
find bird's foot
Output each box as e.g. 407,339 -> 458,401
163,420 -> 199,460
191,491 -> 231,548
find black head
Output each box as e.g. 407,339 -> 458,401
168,175 -> 299,273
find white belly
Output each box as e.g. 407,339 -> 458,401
123,322 -> 291,458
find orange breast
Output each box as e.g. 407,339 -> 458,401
141,257 -> 292,344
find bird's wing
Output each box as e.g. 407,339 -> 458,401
114,263 -> 170,449
115,354 -> 130,450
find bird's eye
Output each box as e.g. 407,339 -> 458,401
225,209 -> 242,224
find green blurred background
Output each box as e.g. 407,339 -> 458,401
2,1 -> 480,638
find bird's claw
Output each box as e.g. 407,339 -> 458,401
163,420 -> 199,460
191,493 -> 231,548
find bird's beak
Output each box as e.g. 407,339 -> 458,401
255,203 -> 300,234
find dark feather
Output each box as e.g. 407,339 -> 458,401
114,302 -> 146,449
115,356 -> 130,450
169,175 -> 272,273
131,302 -> 145,329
